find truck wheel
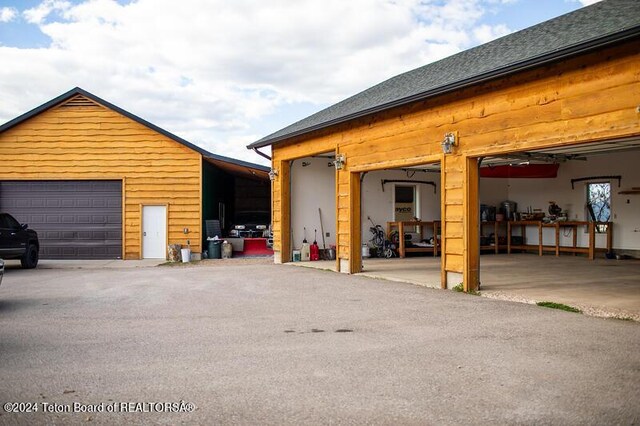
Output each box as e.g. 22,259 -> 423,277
21,244 -> 39,269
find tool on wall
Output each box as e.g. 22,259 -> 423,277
570,175 -> 621,189
318,208 -> 327,259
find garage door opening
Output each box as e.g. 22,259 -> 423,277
0,180 -> 122,259
289,153 -> 337,265
357,163 -> 442,288
477,137 -> 640,318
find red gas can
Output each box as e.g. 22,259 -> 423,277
310,241 -> 320,261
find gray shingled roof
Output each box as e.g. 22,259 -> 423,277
249,0 -> 640,149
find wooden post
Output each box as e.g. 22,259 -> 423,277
398,222 -> 405,258
538,222 -> 543,256
278,160 -> 291,264
434,221 -> 440,257
349,171 -> 362,273
463,156 -> 480,292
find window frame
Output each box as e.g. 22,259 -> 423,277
585,181 -> 611,233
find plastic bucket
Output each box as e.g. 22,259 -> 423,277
326,248 -> 336,260
361,244 -> 370,258
292,250 -> 301,262
221,241 -> 232,259
180,248 -> 191,263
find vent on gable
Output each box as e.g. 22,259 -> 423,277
57,95 -> 104,109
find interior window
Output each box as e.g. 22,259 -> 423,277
394,185 -> 416,222
586,182 -> 611,233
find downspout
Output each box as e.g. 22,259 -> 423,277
477,157 -> 484,290
252,147 -> 272,161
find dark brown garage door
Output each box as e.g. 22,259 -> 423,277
0,181 -> 122,259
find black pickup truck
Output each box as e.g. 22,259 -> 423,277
0,212 -> 39,269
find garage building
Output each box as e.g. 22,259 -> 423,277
248,0 -> 640,292
0,87 -> 269,259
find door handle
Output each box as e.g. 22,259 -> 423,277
143,232 -> 147,236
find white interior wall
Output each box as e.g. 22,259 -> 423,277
361,169 -> 441,242
291,150 -> 638,254
290,157 -> 336,249
480,150 -> 640,250
480,178 -> 508,207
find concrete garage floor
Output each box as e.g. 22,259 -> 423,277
294,254 -> 640,320
0,260 -> 639,425
479,254 -> 640,320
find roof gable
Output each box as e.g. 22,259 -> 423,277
0,87 -> 269,173
249,0 -> 640,148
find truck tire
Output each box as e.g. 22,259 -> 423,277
21,244 -> 39,269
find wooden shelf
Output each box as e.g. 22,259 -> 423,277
619,189 -> 640,194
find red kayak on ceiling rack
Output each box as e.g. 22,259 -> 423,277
480,163 -> 560,179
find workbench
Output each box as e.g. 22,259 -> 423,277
507,220 -> 612,260
387,221 -> 440,258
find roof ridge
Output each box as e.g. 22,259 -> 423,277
0,87 -> 268,172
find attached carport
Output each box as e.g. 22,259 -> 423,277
201,153 -> 270,242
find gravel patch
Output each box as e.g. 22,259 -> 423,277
481,291 -> 640,322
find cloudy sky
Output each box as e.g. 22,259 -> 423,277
0,0 -> 600,165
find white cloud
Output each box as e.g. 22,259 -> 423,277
1,0 -> 514,165
578,0 -> 602,5
473,23 -> 511,43
0,7 -> 18,23
23,0 -> 71,25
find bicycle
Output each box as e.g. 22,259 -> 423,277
368,217 -> 396,258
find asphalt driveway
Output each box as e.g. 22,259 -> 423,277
0,259 -> 638,425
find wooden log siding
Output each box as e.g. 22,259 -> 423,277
0,98 -> 202,259
271,42 -> 640,281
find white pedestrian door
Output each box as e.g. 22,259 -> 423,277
142,205 -> 167,259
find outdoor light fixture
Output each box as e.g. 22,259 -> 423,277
333,154 -> 346,170
268,168 -> 278,181
441,132 -> 457,154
